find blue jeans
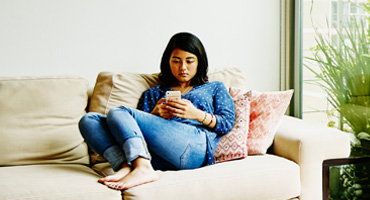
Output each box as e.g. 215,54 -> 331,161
79,106 -> 207,171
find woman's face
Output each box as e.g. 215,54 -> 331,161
169,48 -> 198,85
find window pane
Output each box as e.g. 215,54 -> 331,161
332,1 -> 338,14
351,3 -> 357,13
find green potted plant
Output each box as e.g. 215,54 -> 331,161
305,16 -> 370,154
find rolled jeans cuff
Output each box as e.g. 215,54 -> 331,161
123,137 -> 151,166
103,145 -> 126,172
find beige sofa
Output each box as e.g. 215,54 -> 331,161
0,67 -> 351,200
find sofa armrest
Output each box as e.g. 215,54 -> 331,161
272,116 -> 351,200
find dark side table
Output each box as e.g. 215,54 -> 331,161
323,157 -> 370,200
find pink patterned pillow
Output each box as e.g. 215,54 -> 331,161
214,95 -> 250,163
229,88 -> 294,155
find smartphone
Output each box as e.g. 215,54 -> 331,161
166,91 -> 181,101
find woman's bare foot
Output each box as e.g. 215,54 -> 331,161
98,163 -> 132,183
105,157 -> 159,190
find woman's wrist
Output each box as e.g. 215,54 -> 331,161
206,114 -> 214,126
198,111 -> 215,127
200,111 -> 207,123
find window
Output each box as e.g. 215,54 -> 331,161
302,0 -> 368,129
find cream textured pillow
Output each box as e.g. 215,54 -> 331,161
89,72 -> 161,114
214,95 -> 250,163
208,67 -> 246,89
0,76 -> 90,166
229,88 -> 294,155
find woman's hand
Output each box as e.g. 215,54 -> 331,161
151,98 -> 173,119
165,99 -> 203,120
155,98 -> 216,128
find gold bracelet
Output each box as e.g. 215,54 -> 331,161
201,112 -> 207,123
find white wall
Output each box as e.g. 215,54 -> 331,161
0,0 -> 281,91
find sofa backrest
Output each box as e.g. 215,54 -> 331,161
0,76 -> 90,166
88,67 -> 246,115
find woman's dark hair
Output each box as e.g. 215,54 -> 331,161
159,32 -> 208,86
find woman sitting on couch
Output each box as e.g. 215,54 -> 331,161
78,32 -> 235,190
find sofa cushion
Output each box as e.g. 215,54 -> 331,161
0,164 -> 121,200
229,88 -> 294,155
89,72 -> 161,114
121,154 -> 300,200
0,76 -> 89,166
207,67 -> 246,89
214,94 -> 250,163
